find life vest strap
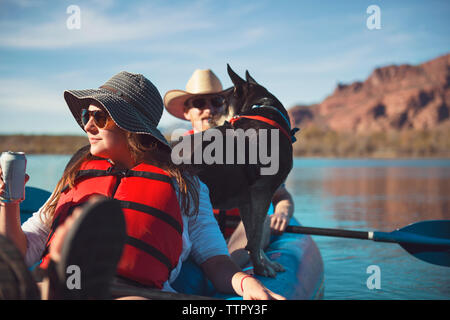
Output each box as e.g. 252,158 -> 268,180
126,236 -> 173,271
118,200 -> 183,235
77,169 -> 173,184
61,168 -> 175,193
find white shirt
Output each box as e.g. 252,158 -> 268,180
21,179 -> 229,292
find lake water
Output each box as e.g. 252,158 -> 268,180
24,155 -> 450,300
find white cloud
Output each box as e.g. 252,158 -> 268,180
0,77 -> 79,134
2,0 -> 45,8
90,0 -> 116,10
0,3 -> 211,49
0,79 -> 64,112
0,0 -> 272,57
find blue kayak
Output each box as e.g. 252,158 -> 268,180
172,217 -> 324,300
21,186 -> 324,300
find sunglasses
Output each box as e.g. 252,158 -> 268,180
187,95 -> 226,109
81,108 -> 110,128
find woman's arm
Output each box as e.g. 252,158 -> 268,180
189,181 -> 285,300
200,255 -> 285,300
21,208 -> 51,266
187,180 -> 229,264
0,169 -> 29,256
0,202 -> 28,255
0,166 -> 51,265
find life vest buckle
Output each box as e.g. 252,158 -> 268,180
118,169 -> 129,178
106,165 -> 130,178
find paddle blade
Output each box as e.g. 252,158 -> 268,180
400,242 -> 450,267
397,220 -> 450,267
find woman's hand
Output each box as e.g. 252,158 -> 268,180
202,256 -> 286,300
241,274 -> 286,300
0,165 -> 30,201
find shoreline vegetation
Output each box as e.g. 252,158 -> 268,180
293,126 -> 450,158
0,135 -> 88,154
1,129 -> 450,158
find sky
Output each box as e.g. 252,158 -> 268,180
0,0 -> 449,135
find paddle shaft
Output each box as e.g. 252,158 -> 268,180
285,225 -> 450,246
226,220 -> 374,241
286,225 -> 371,240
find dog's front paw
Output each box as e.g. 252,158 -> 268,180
269,260 -> 285,273
253,261 -> 277,278
252,250 -> 285,277
261,250 -> 285,273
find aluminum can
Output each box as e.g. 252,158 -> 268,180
0,151 -> 27,203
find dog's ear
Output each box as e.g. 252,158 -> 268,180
227,64 -> 245,87
245,70 -> 258,85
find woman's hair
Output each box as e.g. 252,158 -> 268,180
126,132 -> 200,220
41,134 -> 199,227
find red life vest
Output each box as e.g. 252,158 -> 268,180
40,159 -> 183,289
213,208 -> 241,238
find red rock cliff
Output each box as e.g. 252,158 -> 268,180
289,53 -> 450,132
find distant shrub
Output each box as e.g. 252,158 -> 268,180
0,135 -> 88,154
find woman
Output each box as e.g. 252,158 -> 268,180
0,71 -> 284,300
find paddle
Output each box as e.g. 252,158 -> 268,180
284,220 -> 450,267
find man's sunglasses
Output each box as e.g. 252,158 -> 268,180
187,95 -> 226,109
81,108 -> 110,128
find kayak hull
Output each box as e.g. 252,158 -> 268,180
173,217 -> 324,300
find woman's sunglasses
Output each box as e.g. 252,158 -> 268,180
81,108 -> 110,128
186,95 -> 226,110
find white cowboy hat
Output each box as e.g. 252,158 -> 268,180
164,69 -> 229,120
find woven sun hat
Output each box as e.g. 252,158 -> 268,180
64,71 -> 171,151
164,69 -> 229,120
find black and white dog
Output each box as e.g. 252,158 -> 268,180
172,65 -> 298,277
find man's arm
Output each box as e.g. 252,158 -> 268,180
270,185 -> 294,234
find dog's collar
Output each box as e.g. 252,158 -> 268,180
253,105 -> 291,130
229,105 -> 300,143
229,115 -> 293,142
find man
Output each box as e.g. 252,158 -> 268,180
164,69 -> 294,266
